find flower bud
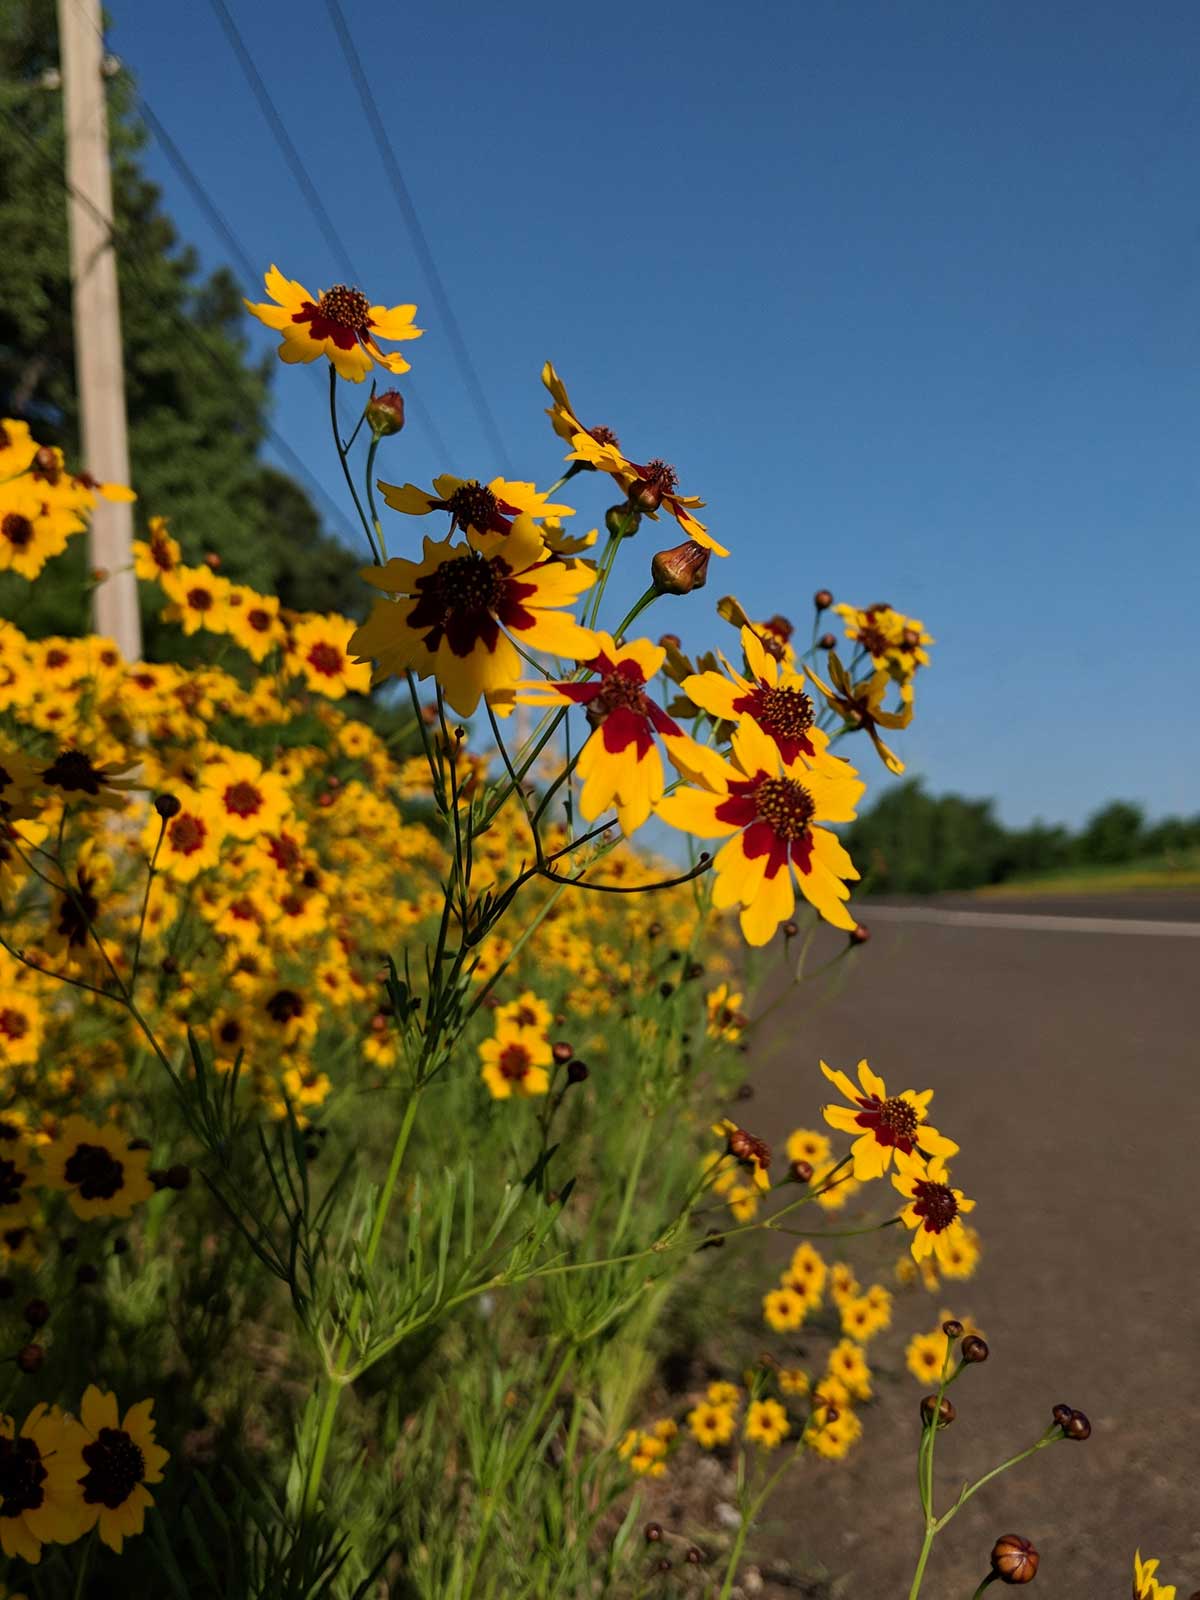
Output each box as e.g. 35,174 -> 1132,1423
789,1158 -> 813,1184
686,1546 -> 703,1565
735,1083 -> 754,1101
991,1535 -> 1039,1584
552,1041 -> 574,1065
628,478 -> 664,514
961,1335 -> 989,1364
204,551 -> 221,570
651,540 -> 711,596
813,589 -> 834,611
849,924 -> 871,946
644,1522 -> 663,1543
166,1163 -> 192,1191
819,632 -> 837,650
920,1394 -> 955,1429
1051,1403 -> 1073,1427
782,920 -> 799,939
16,1343 -> 43,1374
566,1059 -> 589,1084
75,1263 -> 99,1286
23,1299 -> 49,1328
659,982 -> 674,999
605,503 -> 640,538
366,389 -> 406,437
942,1319 -> 964,1339
658,632 -> 681,650
655,1557 -> 671,1573
154,793 -> 182,820
1063,1409 -> 1090,1440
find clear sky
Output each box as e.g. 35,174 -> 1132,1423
104,0 -> 1198,828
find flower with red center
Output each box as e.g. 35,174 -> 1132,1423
891,1149 -> 976,1265
351,516 -> 599,717
40,1116 -> 154,1221
132,515 -> 181,582
226,586 -> 284,663
160,564 -> 231,636
142,789 -> 224,883
0,481 -> 84,580
657,718 -> 864,943
289,614 -> 371,700
834,602 -> 934,701
804,651 -> 912,775
39,747 -> 137,811
57,1386 -> 169,1554
540,363 -> 725,556
820,1059 -> 958,1181
517,634 -> 710,835
683,625 -> 838,770
0,1404 -> 91,1561
379,473 -> 575,551
244,265 -> 422,383
479,1022 -> 551,1099
202,751 -> 290,842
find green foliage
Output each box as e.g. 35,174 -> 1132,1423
847,780 -> 1200,894
0,0 -> 362,640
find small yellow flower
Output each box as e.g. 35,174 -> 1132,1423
744,1399 -> 789,1450
706,1381 -> 741,1409
1134,1551 -> 1176,1600
245,265 -> 421,382
479,1023 -> 551,1099
779,1367 -> 809,1397
763,1286 -> 808,1332
687,1401 -> 736,1449
826,1340 -> 872,1401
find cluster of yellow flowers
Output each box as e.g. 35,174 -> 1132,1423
0,424 -> 134,582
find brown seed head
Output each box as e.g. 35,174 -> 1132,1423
813,589 -> 834,611
991,1534 -> 1039,1584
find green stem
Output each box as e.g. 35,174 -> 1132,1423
907,1527 -> 937,1600
73,1530 -> 93,1600
969,1577 -> 998,1600
364,435 -> 387,560
933,1435 -> 1059,1531
718,1512 -> 752,1600
612,585 -> 657,642
328,365 -> 381,564
612,1115 -> 653,1247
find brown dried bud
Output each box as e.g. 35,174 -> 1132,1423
735,1083 -> 754,1101
23,1299 -> 49,1328
991,1534 -> 1039,1584
819,632 -> 837,650
686,1546 -> 703,1565
552,1041 -> 574,1064
165,1164 -> 191,1191
628,477 -> 664,514
942,1318 -> 964,1339
154,793 -> 182,820
920,1394 -> 955,1429
658,632 -> 681,649
655,1557 -> 671,1573
605,503 -> 640,538
849,924 -> 871,946
960,1335 -> 989,1364
1051,1403 -> 1073,1427
16,1343 -> 43,1374
75,1263 -> 99,1286
813,589 -> 834,611
651,539 -> 711,596
782,919 -> 799,939
644,1522 -> 663,1543
366,388 -> 406,437
1063,1409 -> 1090,1440
566,1059 -> 589,1084
204,551 -> 221,570
659,982 -> 674,999
789,1158 -> 814,1184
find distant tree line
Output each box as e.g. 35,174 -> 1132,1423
845,781 -> 1200,895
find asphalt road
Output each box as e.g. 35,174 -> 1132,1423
748,894 -> 1200,1598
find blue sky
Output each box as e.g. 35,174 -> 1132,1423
106,0 -> 1198,828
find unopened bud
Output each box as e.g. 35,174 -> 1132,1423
789,1158 -> 813,1184
735,1083 -> 754,1101
644,1522 -> 663,1543
659,982 -> 674,998
813,589 -> 833,611
686,1546 -> 703,1565
1051,1403 -> 1073,1427
154,793 -> 181,820
165,1164 -> 191,1191
699,1228 -> 725,1250
16,1343 -> 43,1374
1063,1409 -> 1090,1440
366,389 -> 406,437
204,551 -> 221,570
942,1319 -> 964,1339
651,539 -> 711,596
990,1535 -> 1039,1584
566,1059 -> 589,1084
960,1335 -> 989,1364
75,1263 -> 98,1286
782,920 -> 799,939
819,632 -> 837,650
920,1394 -> 955,1429
552,1041 -> 574,1064
34,445 -> 57,473
684,961 -> 704,980
658,633 -> 681,649
655,1558 -> 671,1573
23,1299 -> 49,1328
605,503 -> 640,538
628,477 -> 663,514
849,924 -> 871,946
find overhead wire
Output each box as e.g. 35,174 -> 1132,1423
322,0 -> 515,475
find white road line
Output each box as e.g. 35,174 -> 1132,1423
857,905 -> 1200,938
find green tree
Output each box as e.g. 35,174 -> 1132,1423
0,0 -> 362,641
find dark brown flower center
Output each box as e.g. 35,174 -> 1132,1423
0,1435 -> 46,1516
589,424 -> 619,447
912,1178 -> 959,1234
590,667 -> 649,719
754,776 -> 815,840
223,780 -> 263,818
247,608 -> 272,633
185,586 -> 214,612
57,870 -> 99,948
150,536 -> 174,571
265,989 -> 304,1024
42,749 -> 105,795
1,514 -> 33,549
168,814 -> 207,856
498,1043 -> 532,1080
64,1142 -> 125,1200
306,640 -> 343,677
757,685 -> 814,739
857,623 -> 891,658
317,285 -> 372,332
81,1427 -> 145,1508
446,481 -> 499,531
426,554 -> 505,620
0,1008 -> 28,1042
0,1156 -> 27,1209
878,1096 -> 918,1139
641,459 -> 678,494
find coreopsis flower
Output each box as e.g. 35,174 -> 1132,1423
804,1403 -> 862,1461
683,626 -> 833,769
226,586 -> 285,662
784,1242 -> 827,1301
245,265 -> 422,382
480,1022 -> 551,1099
517,635 -> 708,835
827,1340 -> 872,1401
0,992 -> 40,1069
0,743 -> 40,825
706,1381 -> 740,1409
160,563 -> 231,636
0,481 -> 83,579
892,1149 -> 977,1266
494,991 -> 552,1032
0,419 -> 38,479
805,651 -> 912,775
142,790 -> 224,883
39,747 -> 138,811
289,614 -> 371,699
835,602 -> 933,699
820,1058 -> 958,1180
763,1286 -> 808,1332
202,751 -> 290,842
351,517 -> 598,717
657,719 -> 864,942
131,515 -> 181,582
1134,1551 -> 1176,1600
937,1223 -> 982,1280
686,1401 -> 737,1449
705,981 -> 746,1041
779,1367 -> 809,1397
0,1138 -> 35,1229
57,1387 -> 169,1553
379,474 -> 575,548
744,1399 -> 789,1450
40,1116 -> 154,1220
785,1127 -> 832,1169
541,362 -> 725,555
0,1405 -> 90,1561
905,1329 -> 951,1384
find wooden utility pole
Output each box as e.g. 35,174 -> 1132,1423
58,0 -> 142,659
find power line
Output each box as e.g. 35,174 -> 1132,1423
322,0 -> 515,476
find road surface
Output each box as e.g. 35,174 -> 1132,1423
748,894 -> 1200,1597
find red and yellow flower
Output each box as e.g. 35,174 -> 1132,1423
683,625 -> 833,769
820,1058 -> 958,1180
57,1387 -> 169,1554
202,751 -> 291,842
479,1022 -> 551,1099
891,1149 -> 976,1266
245,265 -> 421,382
288,614 -> 371,700
379,474 -> 574,548
805,652 -> 912,775
657,719 -> 864,942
